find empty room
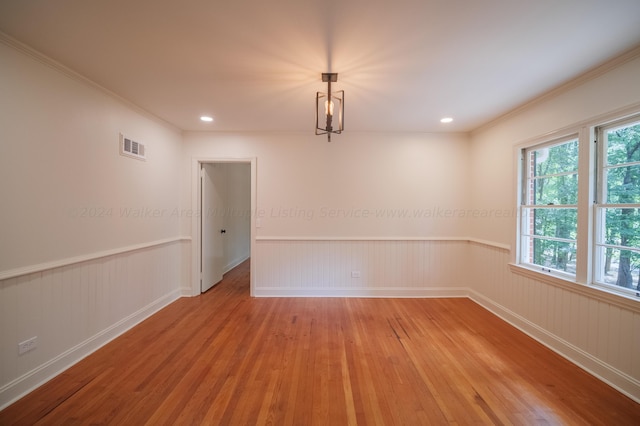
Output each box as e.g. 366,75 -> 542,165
1,0 -> 640,424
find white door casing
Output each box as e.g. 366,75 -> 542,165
191,158 -> 256,297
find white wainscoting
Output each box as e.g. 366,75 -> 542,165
253,238 -> 470,297
467,242 -> 640,402
0,238 -> 186,409
3,237 -> 638,407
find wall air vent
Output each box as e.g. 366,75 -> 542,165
119,133 -> 146,161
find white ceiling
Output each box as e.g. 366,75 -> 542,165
1,0 -> 640,133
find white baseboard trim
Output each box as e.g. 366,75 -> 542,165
468,289 -> 640,404
255,236 -> 510,251
253,287 -> 469,298
180,286 -> 194,297
0,289 -> 182,410
224,254 -> 250,274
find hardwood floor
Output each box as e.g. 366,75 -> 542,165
2,259 -> 639,425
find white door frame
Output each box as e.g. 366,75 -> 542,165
191,157 -> 256,297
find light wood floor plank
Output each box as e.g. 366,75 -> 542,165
1,259 -> 639,425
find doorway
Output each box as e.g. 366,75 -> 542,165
191,158 -> 256,296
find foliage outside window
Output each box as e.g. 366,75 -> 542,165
521,138 -> 579,275
595,118 -> 640,292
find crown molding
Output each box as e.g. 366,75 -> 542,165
0,31 -> 182,135
471,44 -> 640,136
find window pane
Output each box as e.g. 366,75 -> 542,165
527,208 -> 577,239
605,164 -> 640,203
601,208 -> 640,248
596,247 -> 640,290
605,122 -> 640,166
596,118 -> 640,290
531,139 -> 579,175
530,174 -> 578,205
531,238 -> 577,273
522,137 -> 579,278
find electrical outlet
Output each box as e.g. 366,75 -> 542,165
18,336 -> 37,355
351,271 -> 361,278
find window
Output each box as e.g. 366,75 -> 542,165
594,117 -> 640,292
517,110 -> 640,299
521,137 -> 579,276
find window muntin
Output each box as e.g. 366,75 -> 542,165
521,138 -> 579,275
595,118 -> 640,292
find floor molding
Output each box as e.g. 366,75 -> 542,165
253,287 -> 469,298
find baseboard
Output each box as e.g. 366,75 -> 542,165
180,286 -> 194,297
253,287 -> 469,298
224,254 -> 250,274
0,289 -> 182,410
468,289 -> 640,404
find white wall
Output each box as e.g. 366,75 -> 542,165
224,163 -> 251,271
182,131 -> 472,295
467,53 -> 640,401
468,53 -> 640,246
182,132 -> 471,238
0,41 -> 183,273
0,39 -> 184,408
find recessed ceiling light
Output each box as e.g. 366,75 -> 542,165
200,116 -> 214,122
440,117 -> 453,123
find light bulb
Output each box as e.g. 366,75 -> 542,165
325,100 -> 335,116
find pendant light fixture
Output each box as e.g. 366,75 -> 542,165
315,73 -> 344,142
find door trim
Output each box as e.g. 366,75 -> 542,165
191,157 -> 256,296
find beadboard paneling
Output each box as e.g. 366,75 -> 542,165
0,239 -> 185,409
467,242 -> 640,402
253,239 -> 469,297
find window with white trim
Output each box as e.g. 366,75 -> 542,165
594,117 -> 640,293
520,137 -> 579,276
517,110 -> 640,299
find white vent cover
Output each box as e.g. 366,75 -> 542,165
119,133 -> 146,161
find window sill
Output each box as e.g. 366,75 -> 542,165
509,263 -> 640,312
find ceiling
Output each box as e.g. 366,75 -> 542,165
1,0 -> 640,133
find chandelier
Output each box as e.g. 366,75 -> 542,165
315,73 -> 344,142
